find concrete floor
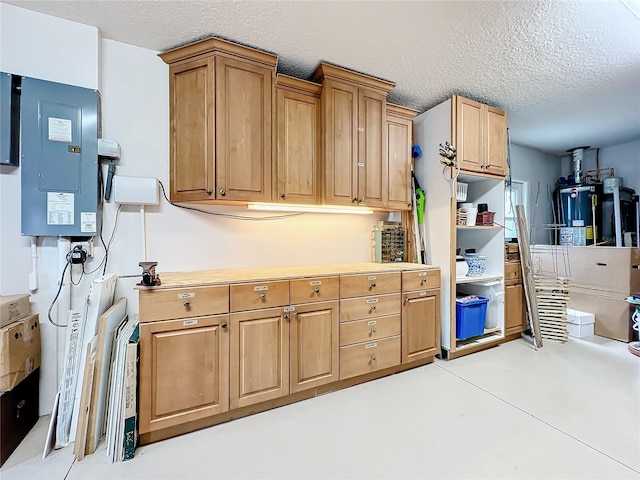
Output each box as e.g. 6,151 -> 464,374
2,335 -> 639,479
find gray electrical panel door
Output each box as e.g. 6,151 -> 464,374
20,76 -> 99,237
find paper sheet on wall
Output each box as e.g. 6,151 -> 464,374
48,117 -> 72,142
47,192 -> 74,225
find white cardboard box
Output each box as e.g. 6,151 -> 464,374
567,308 -> 595,338
567,322 -> 595,338
567,308 -> 595,325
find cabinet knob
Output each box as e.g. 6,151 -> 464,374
284,314 -> 289,320
370,283 -> 376,288
370,305 -> 377,311
219,189 -> 226,195
183,301 -> 191,307
221,322 -> 228,329
259,293 -> 266,299
353,197 -> 358,202
314,288 -> 320,294
206,189 -> 212,195
404,298 -> 410,303
370,355 -> 377,361
280,193 -> 285,198
371,327 -> 377,334
421,279 -> 426,285
294,312 -> 299,318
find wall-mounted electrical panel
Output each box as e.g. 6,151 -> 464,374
0,72 -> 21,166
20,76 -> 100,237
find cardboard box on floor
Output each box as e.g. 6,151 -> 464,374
0,294 -> 31,329
0,314 -> 41,392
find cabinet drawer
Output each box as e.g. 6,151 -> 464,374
504,262 -> 521,281
402,269 -> 440,291
340,315 -> 401,346
290,276 -> 339,304
339,335 -> 400,380
230,280 -> 290,312
139,285 -> 229,322
340,293 -> 401,322
340,272 -> 400,298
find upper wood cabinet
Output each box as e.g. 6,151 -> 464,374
160,37 -> 277,203
386,104 -> 419,211
454,96 -> 508,177
275,75 -> 322,204
312,63 -> 395,208
160,37 -> 418,211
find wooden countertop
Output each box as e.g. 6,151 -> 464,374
138,262 -> 438,289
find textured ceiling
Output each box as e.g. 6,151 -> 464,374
4,0 -> 640,155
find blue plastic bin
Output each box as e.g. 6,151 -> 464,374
456,295 -> 489,340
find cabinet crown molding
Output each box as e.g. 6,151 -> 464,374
159,36 -> 278,68
312,62 -> 395,95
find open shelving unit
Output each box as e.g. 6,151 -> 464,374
413,100 -> 507,359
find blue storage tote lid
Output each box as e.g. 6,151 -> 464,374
456,295 -> 489,306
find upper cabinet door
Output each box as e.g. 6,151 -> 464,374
455,96 -> 483,173
323,79 -> 359,206
275,80 -> 321,204
358,89 -> 386,208
385,105 -> 416,211
484,106 -> 508,176
215,56 -> 273,202
169,57 -> 215,202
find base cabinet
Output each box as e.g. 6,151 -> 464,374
138,263 -> 440,443
139,315 -> 229,434
290,300 -> 339,393
402,290 -> 440,363
504,262 -> 527,335
230,307 -> 289,410
504,282 -> 526,334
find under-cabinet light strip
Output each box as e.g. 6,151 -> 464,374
247,203 -> 374,215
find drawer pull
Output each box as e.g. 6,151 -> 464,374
370,305 -> 377,311
370,327 -> 376,334
420,279 -> 426,285
596,262 -> 607,266
370,283 -> 377,288
370,355 -> 377,361
314,288 -> 320,294
183,301 -> 191,307
633,265 -> 639,269
259,293 -> 266,299
221,322 -> 227,329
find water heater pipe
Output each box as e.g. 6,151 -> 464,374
613,185 -> 622,247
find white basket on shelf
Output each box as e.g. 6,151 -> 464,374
456,182 -> 468,201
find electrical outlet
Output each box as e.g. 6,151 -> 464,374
71,240 -> 93,258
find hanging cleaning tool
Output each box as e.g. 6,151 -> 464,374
591,193 -> 598,244
411,145 -> 427,264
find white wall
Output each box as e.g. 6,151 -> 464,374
0,7 -> 388,413
560,140 -> 640,194
0,3 -> 100,412
509,144 -> 562,245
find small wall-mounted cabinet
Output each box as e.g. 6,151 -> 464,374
274,75 -> 322,205
454,96 -> 508,177
160,38 -> 277,204
312,63 -> 395,209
